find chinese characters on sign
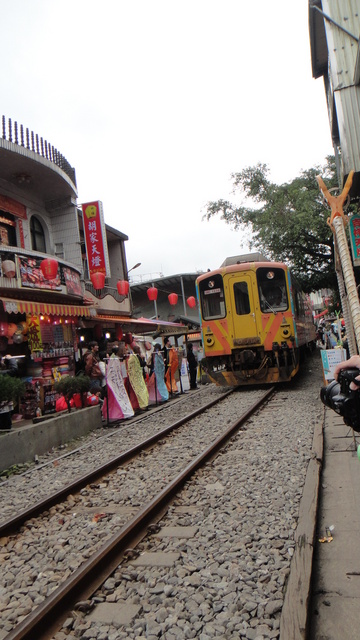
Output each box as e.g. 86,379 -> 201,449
81,201 -> 110,278
27,314 -> 42,351
320,348 -> 347,384
349,214 -> 360,267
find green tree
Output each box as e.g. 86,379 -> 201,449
203,156 -> 340,292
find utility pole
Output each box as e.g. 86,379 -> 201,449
316,170 -> 360,355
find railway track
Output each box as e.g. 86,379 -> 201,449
0,387 -> 234,536
1,358 -> 323,640
0,386 -> 231,522
1,386 -> 273,639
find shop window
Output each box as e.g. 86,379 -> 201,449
55,243 -> 64,259
30,216 -> 46,253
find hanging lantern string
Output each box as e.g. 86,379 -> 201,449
146,287 -> 188,297
147,288 -> 197,304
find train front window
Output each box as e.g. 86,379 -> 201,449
234,281 -> 250,315
199,274 -> 225,320
257,267 -> 288,313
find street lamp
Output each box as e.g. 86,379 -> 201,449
128,262 -> 141,275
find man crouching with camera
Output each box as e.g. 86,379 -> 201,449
320,355 -> 360,432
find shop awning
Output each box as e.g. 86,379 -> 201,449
0,297 -> 96,317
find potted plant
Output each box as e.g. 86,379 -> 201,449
0,376 -> 26,430
54,374 -> 91,412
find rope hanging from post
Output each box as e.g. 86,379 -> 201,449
316,170 -> 360,353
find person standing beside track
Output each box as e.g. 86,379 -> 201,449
84,341 -> 103,394
163,336 -> 171,368
187,342 -> 198,390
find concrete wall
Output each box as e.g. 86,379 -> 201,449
0,405 -> 101,472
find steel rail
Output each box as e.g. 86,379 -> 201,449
4,386 -> 274,640
0,389 -> 233,536
1,392 -> 189,482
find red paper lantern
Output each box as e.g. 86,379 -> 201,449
117,280 -> 130,296
168,293 -> 178,306
147,287 -> 158,301
187,296 -> 196,308
124,332 -> 133,345
116,325 -> 123,341
40,258 -> 58,280
90,271 -> 105,289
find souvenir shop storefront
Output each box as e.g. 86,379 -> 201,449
0,297 -> 95,418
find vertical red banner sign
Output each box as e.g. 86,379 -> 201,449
18,219 -> 25,248
81,201 -> 107,276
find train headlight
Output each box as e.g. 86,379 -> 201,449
280,325 -> 291,339
205,335 -> 215,346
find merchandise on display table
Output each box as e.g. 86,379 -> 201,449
24,351 -> 75,417
20,380 -> 41,420
30,352 -> 75,378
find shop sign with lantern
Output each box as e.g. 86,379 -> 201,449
81,201 -> 111,286
19,256 -> 61,291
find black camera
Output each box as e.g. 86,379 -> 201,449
320,368 -> 360,432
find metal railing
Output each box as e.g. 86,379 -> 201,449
1,115 -> 76,187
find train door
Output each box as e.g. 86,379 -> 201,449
227,274 -> 259,342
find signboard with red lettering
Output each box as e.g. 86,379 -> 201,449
349,214 -> 360,267
63,267 -> 82,296
81,201 -> 110,277
27,313 -> 42,352
0,194 -> 27,219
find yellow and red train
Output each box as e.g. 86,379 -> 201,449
196,257 -> 316,387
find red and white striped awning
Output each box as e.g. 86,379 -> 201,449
0,297 -> 96,317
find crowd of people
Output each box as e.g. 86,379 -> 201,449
75,337 -> 199,420
316,317 -> 350,358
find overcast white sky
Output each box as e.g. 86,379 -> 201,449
2,1 -> 333,281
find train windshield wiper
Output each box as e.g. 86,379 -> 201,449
263,300 -> 277,315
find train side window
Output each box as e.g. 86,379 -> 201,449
199,274 -> 226,320
233,281 -> 250,315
